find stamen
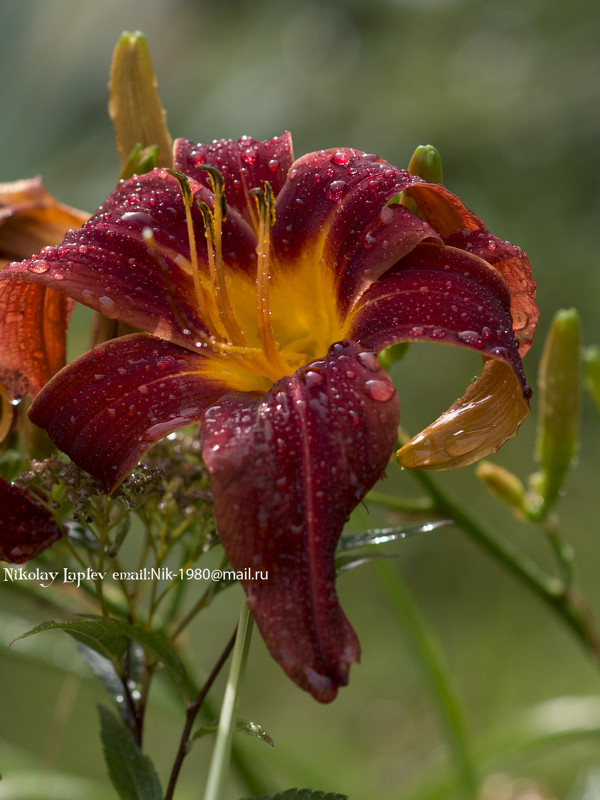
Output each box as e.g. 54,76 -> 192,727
0,383 -> 13,444
168,167 -> 247,348
250,183 -> 289,374
165,169 -> 212,325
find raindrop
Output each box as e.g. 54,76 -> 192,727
325,180 -> 347,201
98,296 -> 118,317
365,379 -> 395,402
356,351 -> 380,372
267,158 -> 279,172
106,408 -> 117,419
331,151 -> 351,166
457,330 -> 483,347
28,259 -> 50,274
304,369 -> 325,388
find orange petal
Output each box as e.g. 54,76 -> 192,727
397,358 -> 530,469
0,177 -> 88,263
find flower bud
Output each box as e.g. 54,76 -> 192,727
583,345 -> 600,413
407,144 -> 444,184
393,144 -> 443,217
525,308 -> 582,520
475,460 -> 525,509
109,31 -> 172,174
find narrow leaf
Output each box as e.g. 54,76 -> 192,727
98,705 -> 162,800
337,520 -> 449,552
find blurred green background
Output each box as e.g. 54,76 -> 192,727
1,0 -> 600,798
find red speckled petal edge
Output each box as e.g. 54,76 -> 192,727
29,334 -> 233,491
201,339 -> 400,701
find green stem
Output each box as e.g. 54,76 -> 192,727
366,489 -> 435,513
374,557 -> 478,800
408,469 -> 600,662
203,598 -> 254,800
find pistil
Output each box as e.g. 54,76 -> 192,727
250,184 -> 290,377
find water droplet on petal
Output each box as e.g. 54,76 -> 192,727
325,180 -> 347,201
304,369 -> 325,388
457,330 -> 483,347
267,158 -> 279,172
365,379 -> 395,402
28,259 -> 50,274
98,296 -> 118,317
106,408 -> 117,419
356,351 -> 380,372
331,151 -> 351,166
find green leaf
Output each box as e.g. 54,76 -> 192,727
12,616 -> 197,700
192,718 -> 274,747
337,520 -> 449,552
98,705 -> 162,800
241,791 -> 348,800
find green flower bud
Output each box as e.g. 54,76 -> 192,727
583,345 -> 600,413
475,460 -> 525,510
109,31 -> 173,174
391,144 -> 443,216
407,144 -> 444,185
525,308 -> 582,521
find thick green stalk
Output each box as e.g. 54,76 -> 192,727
408,469 -> 600,662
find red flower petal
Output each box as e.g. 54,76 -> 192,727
446,229 -> 538,355
0,476 -> 61,563
28,334 -> 233,491
0,280 -> 72,398
349,242 -> 532,468
350,241 -> 527,387
1,170 -> 257,350
174,133 -> 294,230
272,148 -> 437,312
200,340 -> 400,701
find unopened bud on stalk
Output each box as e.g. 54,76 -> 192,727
109,31 -> 173,175
525,308 -> 582,521
475,460 -> 525,510
393,144 -> 443,217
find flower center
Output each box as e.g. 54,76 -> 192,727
162,169 -> 345,392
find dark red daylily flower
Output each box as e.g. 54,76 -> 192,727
0,475 -> 61,563
0,133 -> 537,700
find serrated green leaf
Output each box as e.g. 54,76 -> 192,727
98,705 -> 162,800
241,790 -> 348,800
192,718 -> 274,747
12,616 -> 197,700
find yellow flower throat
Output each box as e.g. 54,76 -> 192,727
152,168 -> 346,393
